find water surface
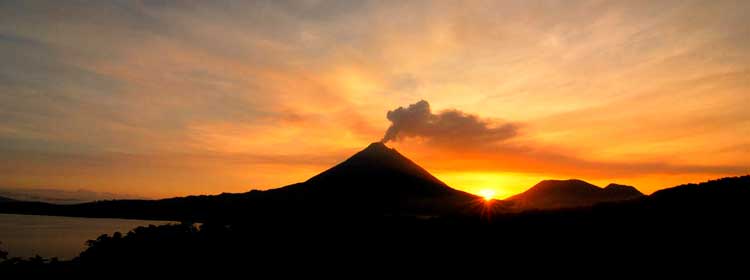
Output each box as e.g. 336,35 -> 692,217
0,213 -> 171,259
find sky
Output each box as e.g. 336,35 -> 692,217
1,0 -> 748,199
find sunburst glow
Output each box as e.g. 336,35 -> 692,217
479,189 -> 496,201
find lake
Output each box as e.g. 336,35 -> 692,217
0,213 -> 172,260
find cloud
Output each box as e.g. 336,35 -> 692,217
381,100 -> 519,146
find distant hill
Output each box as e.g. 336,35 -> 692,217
0,196 -> 16,203
647,175 -> 750,210
507,179 -> 644,210
0,187 -> 147,204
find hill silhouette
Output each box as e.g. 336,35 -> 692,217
507,179 -> 644,209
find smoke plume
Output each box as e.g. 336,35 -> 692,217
381,100 -> 518,146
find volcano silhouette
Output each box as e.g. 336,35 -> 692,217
307,142 -> 462,196
262,142 -> 480,215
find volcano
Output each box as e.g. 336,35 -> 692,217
261,142 -> 481,215
306,142 -> 464,197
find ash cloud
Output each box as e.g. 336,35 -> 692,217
381,100 -> 519,146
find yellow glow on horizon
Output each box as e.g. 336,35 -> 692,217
435,171 -> 545,200
478,189 -> 495,201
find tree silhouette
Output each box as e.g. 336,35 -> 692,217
0,241 -> 8,260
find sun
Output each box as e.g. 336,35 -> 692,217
478,189 -> 496,201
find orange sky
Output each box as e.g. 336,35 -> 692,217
0,1 -> 748,199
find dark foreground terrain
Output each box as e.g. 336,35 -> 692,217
1,144 -> 748,274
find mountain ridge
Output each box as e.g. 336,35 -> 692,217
506,179 -> 644,210
0,142 -> 745,222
